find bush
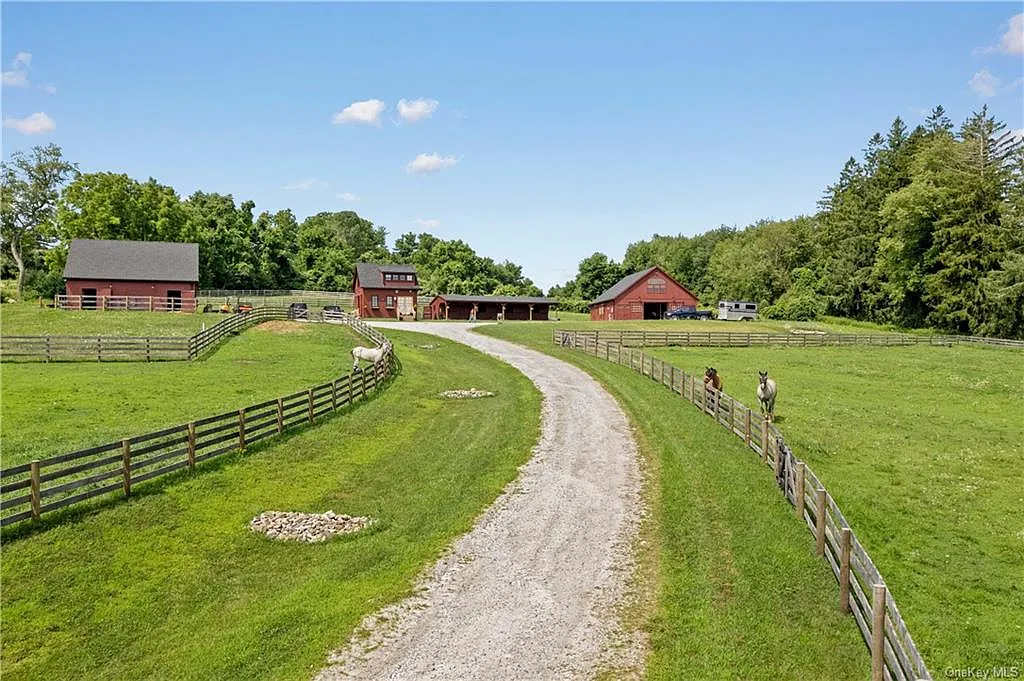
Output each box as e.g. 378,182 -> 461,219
553,297 -> 590,314
762,292 -> 824,321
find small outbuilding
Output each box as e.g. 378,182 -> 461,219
353,262 -> 421,319
62,239 -> 199,311
589,266 -> 699,321
428,294 -> 558,321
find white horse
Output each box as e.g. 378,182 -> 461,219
351,340 -> 391,372
757,370 -> 777,422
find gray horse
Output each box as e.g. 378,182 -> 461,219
757,370 -> 777,422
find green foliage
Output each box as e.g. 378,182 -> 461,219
0,144 -> 79,297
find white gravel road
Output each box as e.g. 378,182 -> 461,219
313,322 -> 646,681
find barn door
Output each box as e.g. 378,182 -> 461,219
397,296 -> 415,320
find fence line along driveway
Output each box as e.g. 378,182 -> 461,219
314,322 -> 647,681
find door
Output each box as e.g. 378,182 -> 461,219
397,296 -> 415,320
82,288 -> 97,310
167,290 -> 182,311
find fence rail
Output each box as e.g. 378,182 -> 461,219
556,328 -> 1024,349
553,329 -> 933,681
0,314 -> 396,529
55,295 -> 198,312
1,336 -> 190,362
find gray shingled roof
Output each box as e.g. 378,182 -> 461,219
432,294 -> 558,306
589,266 -> 660,306
63,239 -> 199,282
354,262 -> 420,289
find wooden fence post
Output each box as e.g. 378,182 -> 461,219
97,336 -> 102,362
307,388 -> 315,423
238,409 -> 246,449
276,398 -> 284,433
872,584 -> 887,681
794,462 -> 805,520
121,439 -> 132,497
29,460 -> 41,521
331,381 -> 338,411
187,422 -> 196,470
670,365 -> 676,392
45,336 -> 51,363
146,338 -> 151,362
744,408 -> 752,446
815,488 -> 827,555
839,528 -> 852,613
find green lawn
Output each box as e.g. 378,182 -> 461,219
540,315 -> 936,335
1,301 -> 219,336
0,329 -> 542,681
475,323 -> 871,679
1,320 -> 367,467
476,321 -> 1023,674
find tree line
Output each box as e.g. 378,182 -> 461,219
551,105 -> 1023,338
0,146 -> 543,300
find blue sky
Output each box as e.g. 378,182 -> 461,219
2,2 -> 1022,292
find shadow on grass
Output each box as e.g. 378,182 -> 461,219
0,366 -> 402,545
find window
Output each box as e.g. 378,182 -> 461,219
631,302 -> 642,313
371,295 -> 379,309
647,277 -> 666,294
386,296 -> 395,308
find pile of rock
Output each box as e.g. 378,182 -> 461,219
249,511 -> 373,543
439,389 -> 496,399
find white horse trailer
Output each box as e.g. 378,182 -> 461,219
718,300 -> 759,321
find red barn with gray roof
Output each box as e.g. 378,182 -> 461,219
62,239 -> 199,311
588,266 -> 699,321
353,262 -> 421,319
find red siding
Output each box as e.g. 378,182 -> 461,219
589,267 -> 698,321
354,287 -> 417,319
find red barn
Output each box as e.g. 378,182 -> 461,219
62,239 -> 198,311
353,262 -> 420,319
589,266 -> 699,321
427,294 -> 557,321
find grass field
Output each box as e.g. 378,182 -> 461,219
474,323 -> 872,679
1,302 -> 220,336
476,321 -> 1024,674
0,328 -> 542,681
1,320 -> 368,467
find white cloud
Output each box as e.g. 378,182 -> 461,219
338,192 -> 359,202
397,98 -> 439,123
332,99 -> 386,126
2,52 -> 56,93
404,152 -> 459,175
969,69 -> 1000,97
1000,13 -> 1024,54
283,178 -> 328,191
3,112 -> 56,135
416,218 -> 441,229
2,69 -> 27,87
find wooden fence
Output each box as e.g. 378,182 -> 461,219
557,328 -> 1024,349
55,295 -> 198,312
0,336 -> 190,362
2,306 -> 290,362
0,312 -> 396,528
553,329 -> 932,681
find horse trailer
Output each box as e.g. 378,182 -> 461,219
718,300 -> 759,321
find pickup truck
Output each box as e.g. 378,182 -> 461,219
664,306 -> 713,321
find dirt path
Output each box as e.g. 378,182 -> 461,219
314,322 -> 646,681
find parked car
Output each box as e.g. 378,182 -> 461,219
664,305 -> 712,320
288,302 -> 309,320
322,305 -> 341,314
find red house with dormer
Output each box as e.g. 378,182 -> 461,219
353,262 -> 420,319
589,266 -> 699,321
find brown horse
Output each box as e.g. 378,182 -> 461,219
703,366 -> 722,391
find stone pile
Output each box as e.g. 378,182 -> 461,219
440,389 -> 496,399
249,511 -> 373,543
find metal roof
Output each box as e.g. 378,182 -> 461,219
589,266 -> 661,305
353,262 -> 420,289
63,239 -> 199,282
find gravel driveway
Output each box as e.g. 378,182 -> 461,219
314,322 -> 646,680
